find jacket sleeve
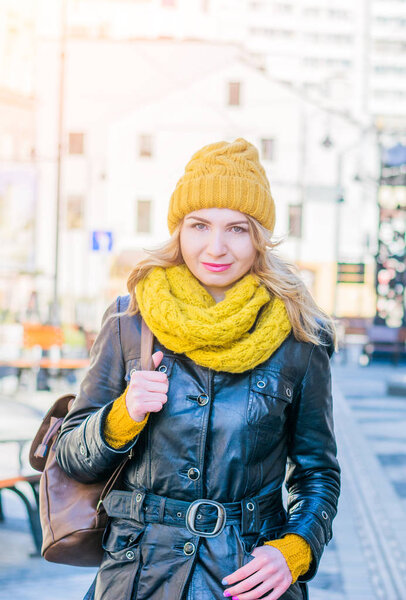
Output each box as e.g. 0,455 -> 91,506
278,336 -> 341,582
55,297 -> 143,483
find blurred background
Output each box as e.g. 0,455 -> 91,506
0,1 -> 405,599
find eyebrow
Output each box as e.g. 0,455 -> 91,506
185,216 -> 249,226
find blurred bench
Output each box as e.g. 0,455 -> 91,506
0,435 -> 42,555
0,474 -> 41,555
362,325 -> 406,365
23,323 -> 64,351
0,358 -> 89,369
0,323 -> 89,391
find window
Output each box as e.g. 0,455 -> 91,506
274,3 -> 293,13
249,27 -> 294,38
138,134 -> 153,158
304,7 -> 321,17
327,9 -> 350,20
228,82 -> 241,106
304,57 -> 352,68
374,89 -> 406,100
374,65 -> 406,75
68,133 -> 84,155
66,195 -> 84,229
136,199 -> 152,234
261,138 -> 275,161
288,204 -> 302,238
304,32 -> 352,44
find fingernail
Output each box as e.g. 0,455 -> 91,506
221,578 -> 228,585
232,597 -> 239,600
223,592 -> 231,598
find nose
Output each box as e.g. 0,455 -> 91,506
206,229 -> 227,257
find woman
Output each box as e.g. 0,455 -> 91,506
56,138 -> 340,600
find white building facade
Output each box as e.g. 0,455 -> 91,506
0,0 -> 38,321
3,0 -> 394,327
32,29 -> 378,327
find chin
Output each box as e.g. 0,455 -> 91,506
199,271 -> 236,286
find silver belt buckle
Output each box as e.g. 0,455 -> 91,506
185,499 -> 226,538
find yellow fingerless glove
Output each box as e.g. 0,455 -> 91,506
264,534 -> 312,584
104,386 -> 149,449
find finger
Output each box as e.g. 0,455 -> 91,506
141,393 -> 167,405
136,370 -> 168,383
222,569 -> 265,595
228,576 -> 277,600
152,350 -> 164,369
222,557 -> 261,585
141,380 -> 168,393
142,401 -> 167,413
261,582 -> 291,600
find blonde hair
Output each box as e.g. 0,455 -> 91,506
126,216 -> 338,351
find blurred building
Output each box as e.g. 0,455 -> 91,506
369,1 -> 406,128
34,32 -> 377,327
374,143 -> 406,328
0,1 -> 38,321
63,0 -> 406,122
5,0 -> 406,328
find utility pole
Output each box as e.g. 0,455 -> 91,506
50,0 -> 67,325
333,152 -> 345,318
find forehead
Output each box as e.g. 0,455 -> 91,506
185,208 -> 248,223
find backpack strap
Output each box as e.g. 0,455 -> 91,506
141,318 -> 154,371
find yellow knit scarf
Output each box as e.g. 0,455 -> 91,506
135,264 -> 292,373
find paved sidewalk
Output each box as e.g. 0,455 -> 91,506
329,362 -> 406,600
0,362 -> 405,599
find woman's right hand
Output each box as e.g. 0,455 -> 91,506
125,351 -> 168,422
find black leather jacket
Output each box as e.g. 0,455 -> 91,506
56,295 -> 340,600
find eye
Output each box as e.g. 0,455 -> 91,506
230,225 -> 247,233
192,222 -> 208,230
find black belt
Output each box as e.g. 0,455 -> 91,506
102,487 -> 283,538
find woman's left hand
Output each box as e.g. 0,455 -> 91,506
222,545 -> 292,600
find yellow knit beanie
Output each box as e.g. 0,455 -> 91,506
167,138 -> 275,234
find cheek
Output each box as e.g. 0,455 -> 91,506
180,230 -> 199,263
234,240 -> 256,266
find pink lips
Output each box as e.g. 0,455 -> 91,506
202,262 -> 232,272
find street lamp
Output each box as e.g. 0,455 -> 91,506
321,134 -> 333,149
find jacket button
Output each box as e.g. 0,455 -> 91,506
135,493 -> 143,502
256,380 -> 266,389
321,511 -> 329,520
79,444 -> 86,456
126,550 -> 135,560
197,394 -> 209,406
187,467 -> 201,481
158,364 -> 167,373
183,542 -> 196,556
130,368 -> 136,376
286,387 -> 292,397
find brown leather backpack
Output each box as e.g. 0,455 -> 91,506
29,319 -> 154,566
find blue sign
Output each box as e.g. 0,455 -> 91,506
92,231 -> 113,252
382,143 -> 406,167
